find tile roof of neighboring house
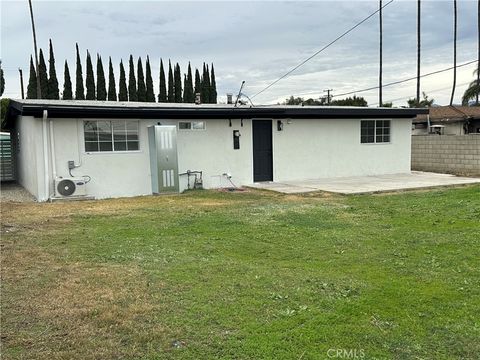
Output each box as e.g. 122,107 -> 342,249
415,106 -> 480,123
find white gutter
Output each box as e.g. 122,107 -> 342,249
42,110 -> 50,201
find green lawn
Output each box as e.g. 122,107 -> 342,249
1,186 -> 479,359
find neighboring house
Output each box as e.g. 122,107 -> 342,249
412,106 -> 480,135
0,131 -> 15,181
5,99 -> 426,201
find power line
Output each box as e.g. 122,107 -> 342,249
251,0 -> 395,99
333,59 -> 477,98
369,81 -> 471,106
275,59 -> 476,101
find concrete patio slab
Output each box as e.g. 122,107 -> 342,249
248,172 -> 480,194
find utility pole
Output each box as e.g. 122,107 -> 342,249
477,0 -> 479,105
28,0 -> 41,99
379,0 -> 383,107
18,68 -> 25,99
450,0 -> 457,106
323,89 -> 333,105
416,0 -> 421,104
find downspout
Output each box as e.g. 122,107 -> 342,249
49,117 -> 57,195
42,110 -> 50,201
427,114 -> 430,133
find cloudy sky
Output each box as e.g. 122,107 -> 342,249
1,0 -> 478,106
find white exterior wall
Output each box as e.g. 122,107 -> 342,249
48,118 -> 254,199
22,116 -> 412,201
273,118 -> 411,180
15,116 -> 46,200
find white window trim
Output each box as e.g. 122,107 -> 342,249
360,119 -> 392,145
83,119 -> 141,153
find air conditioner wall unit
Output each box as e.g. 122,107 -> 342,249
54,177 -> 87,197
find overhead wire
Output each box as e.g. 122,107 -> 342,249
250,0 -> 395,99
333,59 -> 477,98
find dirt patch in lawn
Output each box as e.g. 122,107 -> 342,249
1,239 -> 170,359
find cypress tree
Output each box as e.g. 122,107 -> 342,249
167,60 -> 174,102
0,61 -> 4,97
108,57 -> 117,101
194,68 -> 201,101
63,60 -> 73,100
145,56 -> 155,102
137,57 -> 146,102
47,39 -> 59,99
128,55 -> 137,101
174,63 -> 182,103
85,51 -> 95,100
183,62 -> 194,103
210,63 -> 217,104
38,49 -> 49,99
118,60 -> 128,101
96,54 -> 106,100
158,59 -> 167,102
27,56 -> 38,99
75,43 -> 85,100
183,74 -> 187,102
201,63 -> 210,103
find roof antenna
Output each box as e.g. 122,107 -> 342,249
234,81 -> 245,107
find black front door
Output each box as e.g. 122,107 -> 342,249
253,120 -> 273,182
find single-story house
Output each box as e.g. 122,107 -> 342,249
412,105 -> 480,135
5,99 -> 426,201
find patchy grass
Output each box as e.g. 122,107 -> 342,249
1,186 -> 480,359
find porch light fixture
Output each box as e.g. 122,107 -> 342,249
277,120 -> 283,131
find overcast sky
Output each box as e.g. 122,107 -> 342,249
1,0 -> 478,106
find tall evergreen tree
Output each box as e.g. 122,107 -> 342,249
174,63 -> 182,103
183,62 -> 194,103
128,55 -> 137,101
37,49 -> 49,99
27,56 -> 38,99
210,63 -> 217,104
118,60 -> 128,101
96,54 -> 106,100
75,43 -> 85,100
167,60 -> 174,102
108,57 -> 117,101
145,56 -> 155,102
0,61 -> 4,97
201,63 -> 210,103
63,60 -> 73,100
158,59 -> 167,102
85,51 -> 96,100
194,68 -> 201,101
137,57 -> 146,102
183,74 -> 187,102
47,39 -> 59,99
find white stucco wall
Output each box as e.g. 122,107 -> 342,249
273,118 -> 412,180
21,116 -> 413,201
15,116 -> 45,200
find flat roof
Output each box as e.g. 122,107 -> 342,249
6,99 -> 428,122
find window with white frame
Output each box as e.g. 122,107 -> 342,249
84,120 -> 139,152
178,121 -> 205,130
361,120 -> 390,144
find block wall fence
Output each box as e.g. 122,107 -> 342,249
411,135 -> 480,176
